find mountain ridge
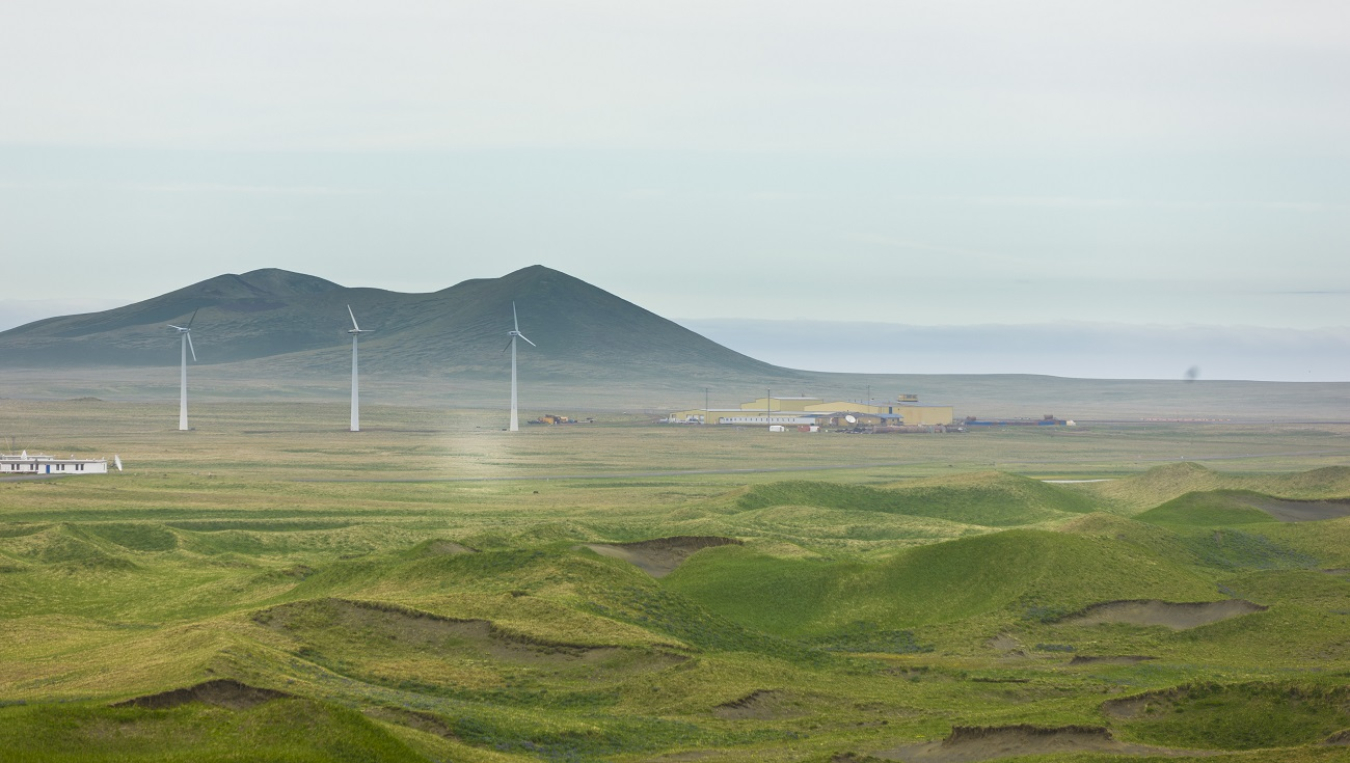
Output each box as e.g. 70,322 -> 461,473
3,266 -> 1348,418
0,265 -> 786,381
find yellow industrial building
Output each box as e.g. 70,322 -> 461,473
669,394 -> 954,427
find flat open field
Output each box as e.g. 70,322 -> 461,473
3,400 -> 1350,762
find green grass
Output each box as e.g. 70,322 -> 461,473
1114,682 -> 1350,750
665,529 -> 1220,639
0,700 -> 430,763
735,472 -> 1098,527
3,401 -> 1350,761
1134,490 -> 1280,527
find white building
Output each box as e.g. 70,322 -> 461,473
0,452 -> 114,475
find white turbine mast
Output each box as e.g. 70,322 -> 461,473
504,301 -> 536,432
347,305 -> 373,432
167,309 -> 198,431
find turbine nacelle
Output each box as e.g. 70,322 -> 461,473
504,329 -> 536,350
347,305 -> 374,335
167,309 -> 198,361
504,302 -> 535,350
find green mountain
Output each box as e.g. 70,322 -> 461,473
0,266 -> 784,382
3,266 -> 1348,418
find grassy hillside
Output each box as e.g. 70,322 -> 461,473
1082,463 -> 1350,513
664,529 -> 1220,639
3,403 -> 1350,761
0,266 -> 784,383
735,472 -> 1098,527
1134,490 -> 1283,527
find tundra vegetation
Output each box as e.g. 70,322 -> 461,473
2,399 -> 1350,762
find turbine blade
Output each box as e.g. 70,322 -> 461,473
168,325 -> 185,331
347,304 -> 360,331
114,455 -> 123,472
503,337 -> 514,352
512,302 -> 519,332
186,308 -> 198,329
517,333 -> 536,347
186,332 -> 197,362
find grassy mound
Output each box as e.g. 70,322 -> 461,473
1135,490 -> 1281,527
665,529 -> 1217,638
84,523 -> 180,552
1063,507 -> 1323,573
0,526 -> 138,571
0,698 -> 427,763
1085,463 -> 1226,513
735,473 -> 1096,528
1108,682 -> 1350,750
1089,464 -> 1350,515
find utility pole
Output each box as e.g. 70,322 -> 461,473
704,386 -> 710,425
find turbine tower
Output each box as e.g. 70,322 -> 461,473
167,309 -> 197,431
504,302 -> 536,432
347,305 -> 373,432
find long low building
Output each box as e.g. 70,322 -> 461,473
0,452 -> 116,475
669,394 -> 954,427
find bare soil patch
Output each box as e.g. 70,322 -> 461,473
876,724 -> 1204,762
1325,730 -> 1350,746
365,706 -> 457,739
583,536 -> 742,577
712,690 -> 803,720
1236,495 -> 1350,522
111,679 -> 290,710
1061,599 -> 1266,630
424,540 -> 476,555
1102,687 -> 1184,721
1070,655 -> 1158,665
984,634 -> 1020,652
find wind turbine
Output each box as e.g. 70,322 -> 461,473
168,310 -> 197,431
504,302 -> 536,432
346,305 -> 373,432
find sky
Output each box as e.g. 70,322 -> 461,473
1,1 -> 1347,379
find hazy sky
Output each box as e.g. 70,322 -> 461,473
2,1 -> 1347,370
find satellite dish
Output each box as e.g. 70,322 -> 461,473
114,455 -> 123,472
845,415 -> 857,424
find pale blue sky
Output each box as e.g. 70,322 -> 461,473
1,1 -> 1347,376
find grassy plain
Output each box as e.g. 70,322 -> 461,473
2,399 -> 1350,762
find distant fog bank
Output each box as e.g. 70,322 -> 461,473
679,319 -> 1350,383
